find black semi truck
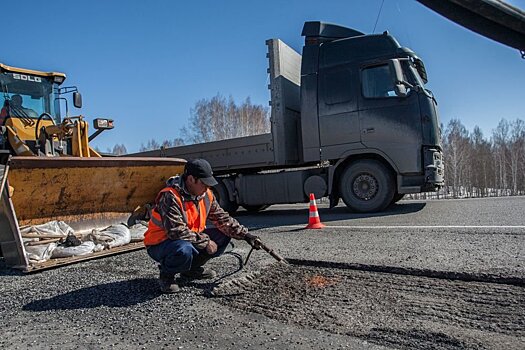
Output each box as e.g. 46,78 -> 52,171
133,21 -> 444,213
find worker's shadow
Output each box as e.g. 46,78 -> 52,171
23,250 -> 246,311
22,277 -> 161,311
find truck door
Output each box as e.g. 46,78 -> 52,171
358,63 -> 422,174
317,65 -> 361,161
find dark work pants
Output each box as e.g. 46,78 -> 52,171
146,228 -> 231,275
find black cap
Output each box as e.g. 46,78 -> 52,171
184,159 -> 218,187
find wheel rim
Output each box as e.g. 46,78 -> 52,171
352,173 -> 378,200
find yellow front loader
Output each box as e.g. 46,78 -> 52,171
0,63 -> 185,271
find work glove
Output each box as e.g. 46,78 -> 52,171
205,240 -> 218,255
244,232 -> 262,250
193,232 -> 210,250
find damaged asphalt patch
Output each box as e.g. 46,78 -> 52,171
210,261 -> 525,350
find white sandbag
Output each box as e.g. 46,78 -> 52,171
51,241 -> 96,258
25,243 -> 57,263
87,224 -> 131,249
20,220 -> 74,237
93,243 -> 105,252
129,221 -> 148,242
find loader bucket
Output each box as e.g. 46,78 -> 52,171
0,155 -> 186,272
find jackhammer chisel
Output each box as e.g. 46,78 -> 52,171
244,237 -> 287,265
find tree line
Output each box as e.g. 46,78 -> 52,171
408,117 -> 525,199
98,93 -> 269,154
138,93 -> 270,152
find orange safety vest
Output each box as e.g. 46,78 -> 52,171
144,186 -> 214,246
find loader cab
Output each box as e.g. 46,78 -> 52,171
0,68 -> 63,121
0,63 -> 69,155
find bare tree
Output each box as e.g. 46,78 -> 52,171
111,144 -> 128,155
470,126 -> 492,196
508,119 -> 524,195
139,139 -> 161,152
492,119 -> 510,191
443,119 -> 470,198
138,138 -> 185,152
181,94 -> 270,144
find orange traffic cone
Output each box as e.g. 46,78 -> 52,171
305,193 -> 325,229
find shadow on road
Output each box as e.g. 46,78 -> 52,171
22,252 -> 247,312
0,259 -> 24,276
22,278 -> 161,311
235,202 -> 427,227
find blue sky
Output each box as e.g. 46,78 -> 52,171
3,0 -> 524,153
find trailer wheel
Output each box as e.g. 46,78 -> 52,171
242,205 -> 270,212
213,182 -> 239,214
339,160 -> 394,212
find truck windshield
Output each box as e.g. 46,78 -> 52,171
0,72 -> 56,120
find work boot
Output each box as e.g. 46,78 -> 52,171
181,266 -> 217,280
159,273 -> 180,293
181,253 -> 216,280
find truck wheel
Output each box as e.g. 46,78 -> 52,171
242,205 -> 270,212
213,182 -> 239,214
339,160 -> 394,213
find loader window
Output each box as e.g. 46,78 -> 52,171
0,72 -> 56,120
361,64 -> 396,98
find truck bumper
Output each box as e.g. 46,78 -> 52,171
397,147 -> 444,194
422,147 -> 444,191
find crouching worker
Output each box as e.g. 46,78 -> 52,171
144,158 -> 260,293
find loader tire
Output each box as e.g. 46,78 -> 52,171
339,160 -> 394,213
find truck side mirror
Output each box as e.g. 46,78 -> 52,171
388,59 -> 404,85
394,84 -> 408,98
73,92 -> 82,108
413,57 -> 428,84
389,59 -> 410,98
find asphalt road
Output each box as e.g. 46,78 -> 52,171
236,196 -> 525,279
1,197 -> 524,349
237,196 -> 525,227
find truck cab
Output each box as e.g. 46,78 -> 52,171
299,22 -> 443,209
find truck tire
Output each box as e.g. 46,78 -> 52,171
213,182 -> 239,214
242,205 -> 270,212
339,160 -> 395,213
